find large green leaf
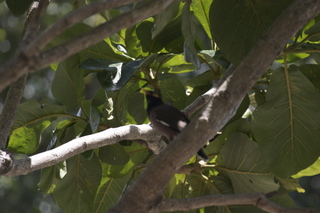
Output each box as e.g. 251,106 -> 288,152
53,153 -> 101,213
217,133 -> 279,193
99,143 -> 130,165
210,0 -> 294,65
51,55 -> 84,110
92,170 -> 132,213
8,100 -> 66,154
252,66 -> 320,178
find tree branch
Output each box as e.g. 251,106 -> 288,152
3,124 -> 159,177
0,0 -> 176,92
158,193 -> 320,213
109,0 -> 320,212
0,1 -> 49,149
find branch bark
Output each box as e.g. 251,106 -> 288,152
158,193 -> 320,213
0,1 -> 49,148
2,124 -> 159,176
0,0 -> 176,92
109,0 -> 320,212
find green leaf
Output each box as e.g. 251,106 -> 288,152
53,153 -> 101,213
108,80 -> 145,125
89,106 -> 100,132
157,54 -> 195,75
299,64 -> 320,91
210,0 -> 294,65
51,55 -> 84,110
100,142 -> 149,179
8,100 -> 66,154
305,20 -> 320,41
217,133 -> 279,193
292,157 -> 320,178
252,66 -> 320,178
191,0 -> 213,39
39,163 -> 65,194
228,93 -> 250,123
6,0 -> 33,16
81,58 -> 142,92
159,78 -> 187,110
128,91 -> 147,124
93,171 -> 132,213
92,88 -> 107,108
311,52 -> 320,65
152,0 -> 180,38
136,18 -> 184,54
125,26 -> 148,58
99,143 -> 130,165
182,1 -> 201,69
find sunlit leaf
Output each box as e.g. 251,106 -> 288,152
305,20 -> 320,41
191,0 -> 213,39
292,157 -> 320,178
8,100 -> 66,154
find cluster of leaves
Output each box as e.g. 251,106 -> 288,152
6,0 -> 320,212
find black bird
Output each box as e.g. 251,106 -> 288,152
142,89 -> 208,160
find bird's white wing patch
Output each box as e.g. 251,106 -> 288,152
156,119 -> 171,127
177,120 -> 187,129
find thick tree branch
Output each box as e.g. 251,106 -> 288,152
3,124 -> 158,177
27,0 -> 141,52
158,193 -> 320,213
0,1 -> 49,149
109,0 -> 320,212
0,0 -> 176,92
183,64 -> 236,117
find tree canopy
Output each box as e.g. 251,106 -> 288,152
1,0 -> 320,212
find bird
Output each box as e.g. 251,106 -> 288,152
142,88 -> 208,160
